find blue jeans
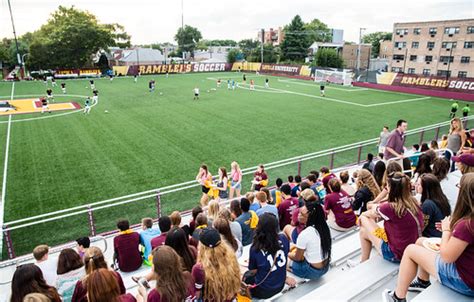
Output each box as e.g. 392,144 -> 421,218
291,259 -> 329,280
436,255 -> 474,297
381,241 -> 400,263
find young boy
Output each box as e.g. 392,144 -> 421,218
46,89 -> 54,102
92,90 -> 99,104
193,87 -> 200,100
61,82 -> 66,94
83,97 -> 92,115
265,78 -> 269,88
250,79 -> 255,90
90,79 -> 95,90
40,97 -> 50,114
320,82 -> 325,97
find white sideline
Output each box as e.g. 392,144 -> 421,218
277,79 -> 369,92
365,96 -> 432,107
0,83 -> 14,255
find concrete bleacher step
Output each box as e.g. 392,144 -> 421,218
412,281 -> 474,302
296,256 -> 399,301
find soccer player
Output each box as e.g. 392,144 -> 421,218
450,100 -> 459,118
193,87 -> 200,100
134,74 -> 138,83
149,79 -> 155,92
232,80 -> 236,90
217,79 -> 221,88
265,78 -> 269,88
92,90 -> 99,104
46,88 -> 54,102
90,79 -> 95,90
83,97 -> 92,115
40,97 -> 50,114
109,74 -> 114,81
51,78 -> 57,87
60,82 -> 66,94
320,82 -> 326,97
250,79 -> 255,91
462,104 -> 470,118
43,75 -> 48,86
243,74 -> 247,85
227,79 -> 231,90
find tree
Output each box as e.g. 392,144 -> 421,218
281,15 -> 312,62
227,48 -> 242,63
304,19 -> 332,43
238,39 -> 260,61
174,25 -> 202,58
96,53 -> 110,73
313,48 -> 344,68
362,32 -> 392,57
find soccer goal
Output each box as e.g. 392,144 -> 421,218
314,69 -> 354,86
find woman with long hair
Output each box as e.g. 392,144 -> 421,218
372,161 -> 386,188
383,173 -> 474,301
213,217 -> 243,257
192,227 -> 240,301
229,161 -> 242,199
416,173 -> 451,237
206,200 -> 220,226
11,264 -> 61,302
413,154 -> 433,181
446,118 -> 467,172
56,248 -> 85,302
433,157 -> 458,206
289,201 -> 331,280
251,164 -> 268,191
355,172 -> 423,265
243,213 -> 296,299
196,164 -> 212,206
136,246 -> 195,302
353,169 -> 381,214
218,207 -> 242,243
213,167 -> 228,201
368,161 -> 403,209
165,226 -> 197,272
86,269 -> 135,302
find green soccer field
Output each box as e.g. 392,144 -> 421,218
0,71 -> 455,257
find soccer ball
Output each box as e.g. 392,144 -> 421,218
104,110 -> 109,113
159,92 -> 163,95
207,90 -> 210,93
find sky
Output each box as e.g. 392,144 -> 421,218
1,0 -> 473,44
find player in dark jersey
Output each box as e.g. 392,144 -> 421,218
51,77 -> 57,87
320,83 -> 325,97
149,80 -> 155,92
61,83 -> 66,94
92,90 -> 99,104
90,79 -> 95,90
243,74 -> 247,85
40,97 -> 50,114
46,89 -> 54,102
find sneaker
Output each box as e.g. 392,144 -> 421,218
346,259 -> 360,268
408,278 -> 431,292
382,289 -> 406,302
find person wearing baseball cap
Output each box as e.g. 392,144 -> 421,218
452,154 -> 474,174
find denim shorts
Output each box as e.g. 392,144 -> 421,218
436,254 -> 474,297
291,259 -> 329,280
231,180 -> 241,190
380,241 -> 400,263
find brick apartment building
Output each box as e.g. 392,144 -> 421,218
257,28 -> 285,46
389,19 -> 474,78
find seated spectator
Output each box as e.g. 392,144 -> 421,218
271,178 -> 283,207
298,181 -> 311,203
420,143 -> 429,152
415,173 -> 451,237
407,144 -> 421,167
113,219 -> 142,272
214,217 -> 243,257
72,247 -> 126,302
191,213 -> 208,241
324,178 -> 357,231
320,167 -> 336,192
169,211 -> 182,228
166,227 -> 197,272
425,149 -> 437,164
339,170 -> 356,197
309,171 -> 327,201
290,175 -> 302,197
86,269 -> 136,301
219,208 -> 242,243
362,153 -> 375,172
255,191 -> 278,220
283,189 -> 319,244
33,244 -> 57,287
430,140 -> 439,150
75,237 -> 90,259
383,173 -> 474,301
251,164 -> 268,191
136,246 -> 195,302
187,205 -> 203,236
235,198 -> 258,246
367,161 -> 402,209
207,200 -> 220,226
11,263 -> 61,302
439,134 -> 448,149
229,199 -> 242,220
56,248 -> 85,301
353,169 -> 381,214
260,187 -> 273,205
278,184 -> 299,231
413,154 -> 433,181
432,157 -> 458,206
355,172 -> 423,265
192,228 -> 240,301
287,175 -> 296,189
247,191 -> 260,212
243,213 -> 296,299
139,217 -> 160,266
372,161 -> 386,189
289,201 -> 331,280
151,216 -> 171,249
452,153 -> 474,174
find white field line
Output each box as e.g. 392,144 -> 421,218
365,96 -> 431,107
277,79 -> 369,92
0,83 -> 14,254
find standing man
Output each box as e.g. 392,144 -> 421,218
450,100 -> 459,118
378,126 -> 391,155
265,78 -> 269,88
83,97 -> 92,114
134,74 -> 138,83
462,104 -> 470,118
92,89 -> 99,104
243,73 -> 247,85
384,120 -> 408,165
193,86 -> 200,100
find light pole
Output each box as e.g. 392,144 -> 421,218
7,0 -> 21,67
357,27 -> 366,74
21,53 -> 28,76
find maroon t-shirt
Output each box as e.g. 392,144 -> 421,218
71,271 -> 126,302
377,202 -> 423,260
452,218 -> 474,289
119,293 -> 137,302
324,191 -> 356,229
253,171 -> 268,191
148,272 -> 195,302
114,232 -> 142,272
151,233 -> 167,250
278,197 -> 299,230
322,173 -> 336,191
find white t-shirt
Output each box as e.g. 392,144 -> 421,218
36,259 -> 58,286
194,88 -> 199,94
296,226 -> 325,263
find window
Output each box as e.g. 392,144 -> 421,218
391,67 -> 403,72
412,42 -> 419,48
464,42 -> 474,48
422,69 -> 430,75
440,56 -> 454,63
437,70 -> 451,77
458,71 -> 468,78
410,55 -> 417,61
429,27 -> 437,35
393,54 -> 405,60
441,42 -> 457,49
395,28 -> 408,35
468,26 -> 474,34
461,56 -> 470,63
394,42 -> 406,48
427,42 -> 435,49
444,27 -> 460,34
413,28 -> 421,35
425,56 -> 433,62
407,68 -> 416,74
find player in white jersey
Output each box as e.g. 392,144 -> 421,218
265,78 -> 269,88
92,90 -> 99,104
193,87 -> 200,100
61,83 -> 66,94
83,97 -> 92,114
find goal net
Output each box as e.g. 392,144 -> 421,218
314,69 -> 354,86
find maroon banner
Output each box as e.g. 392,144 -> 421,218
260,64 -> 301,76
393,74 -> 474,94
127,63 -> 232,75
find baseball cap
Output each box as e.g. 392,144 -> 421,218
199,227 -> 221,248
452,154 -> 474,167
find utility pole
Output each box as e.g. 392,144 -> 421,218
357,27 -> 366,74
261,29 -> 264,63
181,0 -> 184,30
7,0 -> 21,70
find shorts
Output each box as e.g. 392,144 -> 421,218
291,259 -> 329,280
291,228 -> 299,244
451,108 -> 457,113
194,93 -> 199,97
201,186 -> 210,194
231,180 -> 241,190
380,241 -> 399,263
436,254 -> 474,297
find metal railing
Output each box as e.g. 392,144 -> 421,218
1,117 -> 471,260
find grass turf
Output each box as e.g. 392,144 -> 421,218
0,71 -> 457,258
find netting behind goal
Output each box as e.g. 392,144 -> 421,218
314,69 -> 354,86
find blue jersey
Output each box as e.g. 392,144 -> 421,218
139,228 -> 161,261
232,80 -> 235,86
